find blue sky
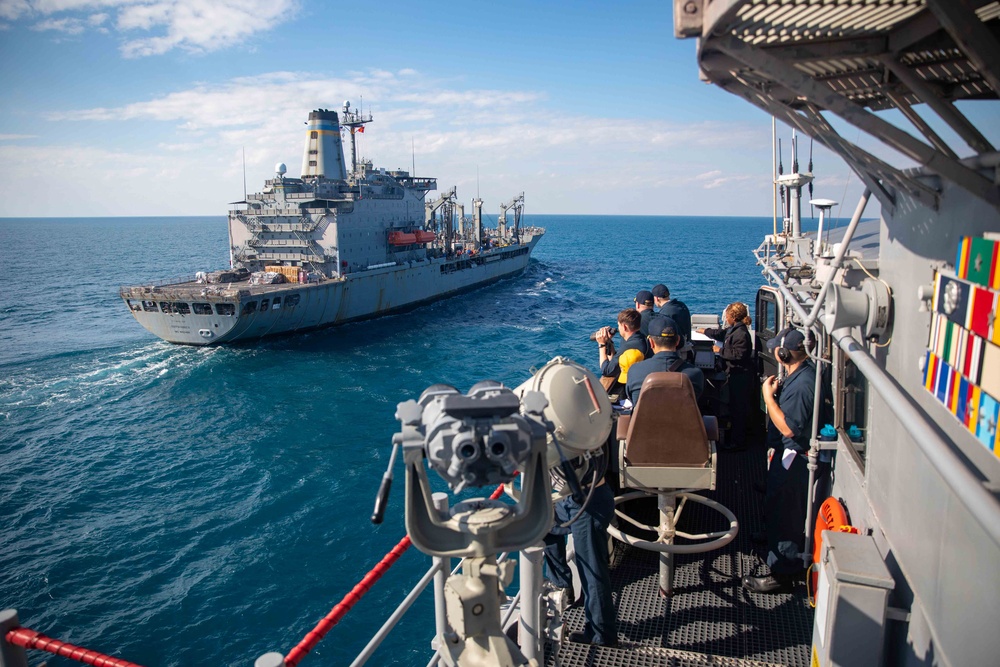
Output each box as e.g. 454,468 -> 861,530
0,0 -> 994,218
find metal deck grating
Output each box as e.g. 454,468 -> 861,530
546,444 -> 814,667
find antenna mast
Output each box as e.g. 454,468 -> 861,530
341,100 -> 373,174
242,146 -> 247,202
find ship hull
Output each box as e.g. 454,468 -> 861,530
122,236 -> 540,345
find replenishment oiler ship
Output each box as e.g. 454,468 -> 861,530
120,103 -> 542,345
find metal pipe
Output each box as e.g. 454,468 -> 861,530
431,493 -> 449,644
501,590 -> 523,630
814,207 -> 826,259
349,560 -> 445,667
518,545 -> 544,661
802,329 -> 827,568
773,115 -> 779,240
833,330 -> 1000,548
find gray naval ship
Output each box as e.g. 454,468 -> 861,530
120,104 -> 542,345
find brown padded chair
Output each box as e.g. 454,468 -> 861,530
618,372 -> 717,491
612,371 -> 731,597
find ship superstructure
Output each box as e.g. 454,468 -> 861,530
121,104 -> 542,345
677,2 -> 1000,666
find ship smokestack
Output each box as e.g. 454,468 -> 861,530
301,109 -> 347,180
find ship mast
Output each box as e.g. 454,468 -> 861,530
341,100 -> 373,174
774,130 -> 813,238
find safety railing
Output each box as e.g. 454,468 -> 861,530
118,274 -> 201,295
0,609 -> 145,667
260,482 -> 509,667
755,188 -> 1000,549
3,489 -> 511,667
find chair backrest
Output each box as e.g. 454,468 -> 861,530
625,372 -> 710,467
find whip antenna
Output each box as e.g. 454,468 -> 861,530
808,138 -> 815,220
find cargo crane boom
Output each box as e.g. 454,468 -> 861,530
498,192 -> 524,243
425,187 -> 458,254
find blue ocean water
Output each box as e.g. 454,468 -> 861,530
1,214 -> 776,666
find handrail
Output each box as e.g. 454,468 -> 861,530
756,208 -> 1000,548
283,535 -> 413,667
263,483 -> 510,667
1,610 -> 144,667
119,274 -> 201,292
349,560 -> 446,667
833,330 -> 1000,548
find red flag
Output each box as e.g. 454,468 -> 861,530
357,126 -> 365,133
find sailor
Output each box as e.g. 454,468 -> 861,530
652,284 -> 692,342
698,302 -> 754,451
634,289 -> 656,336
625,316 -> 704,405
742,327 -> 815,594
596,309 -> 649,393
542,462 -> 618,647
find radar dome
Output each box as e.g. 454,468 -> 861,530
343,100 -> 351,109
275,162 -> 287,176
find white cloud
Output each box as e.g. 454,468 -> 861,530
0,0 -> 32,21
32,15 -> 86,32
4,69 -> 792,216
685,169 -> 756,189
1,0 -> 299,56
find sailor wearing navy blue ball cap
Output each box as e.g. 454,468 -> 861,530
625,315 -> 704,405
634,289 -> 656,336
743,326 -> 816,594
651,284 -> 692,343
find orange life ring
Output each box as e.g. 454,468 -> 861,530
812,498 -> 860,591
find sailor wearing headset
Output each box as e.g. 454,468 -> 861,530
743,326 -> 816,594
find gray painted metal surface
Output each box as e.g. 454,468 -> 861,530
684,3 -> 1000,666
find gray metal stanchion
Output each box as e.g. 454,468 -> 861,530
518,545 -> 544,661
0,610 -> 28,667
431,492 -> 450,650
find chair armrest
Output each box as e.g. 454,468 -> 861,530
616,414 -> 632,440
703,415 -> 718,441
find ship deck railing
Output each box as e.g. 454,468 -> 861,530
119,274 -> 202,294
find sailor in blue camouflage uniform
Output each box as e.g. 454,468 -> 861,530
743,327 -> 816,594
625,316 -> 704,405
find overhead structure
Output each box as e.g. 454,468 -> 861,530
679,0 -> 1000,215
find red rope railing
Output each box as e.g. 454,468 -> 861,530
4,484 -> 512,667
284,483 -> 508,666
284,535 -> 412,666
5,627 -> 145,667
